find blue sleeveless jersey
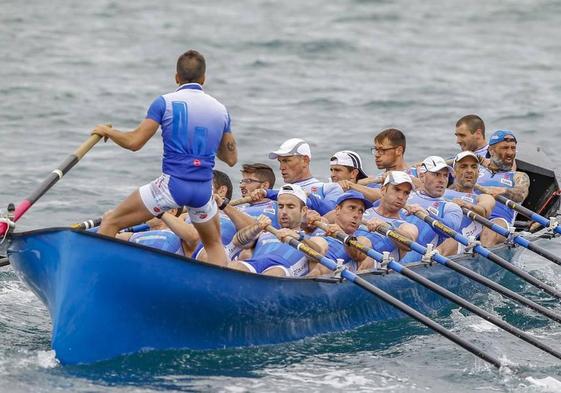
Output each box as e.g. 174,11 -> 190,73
360,208 -> 408,260
443,189 -> 484,244
323,236 -> 358,272
129,230 -> 184,255
146,83 -> 231,182
243,232 -> 309,276
477,167 -> 516,224
407,191 -> 462,247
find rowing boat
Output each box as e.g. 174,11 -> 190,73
8,227 -> 520,365
3,145 -> 560,365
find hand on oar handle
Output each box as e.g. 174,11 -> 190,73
91,124 -> 112,143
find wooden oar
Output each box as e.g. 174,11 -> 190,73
374,221 -> 561,323
461,207 -> 561,266
314,222 -> 561,361
411,207 -> 561,299
474,184 -> 561,236
0,134 -> 102,237
229,196 -> 254,207
265,225 -> 503,368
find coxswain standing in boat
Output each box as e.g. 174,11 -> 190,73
268,138 -> 343,214
91,50 -> 237,266
361,171 -> 419,260
402,156 -> 463,260
228,184 -> 325,277
454,114 -> 489,158
477,130 -> 530,246
442,151 -> 496,253
119,170 -> 238,258
306,191 -> 377,276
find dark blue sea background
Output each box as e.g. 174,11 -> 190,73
2,0 -> 561,391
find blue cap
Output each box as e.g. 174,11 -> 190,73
489,130 -> 517,146
336,190 -> 373,209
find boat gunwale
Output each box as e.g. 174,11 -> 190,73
7,226 -> 549,284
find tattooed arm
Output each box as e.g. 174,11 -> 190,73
502,171 -> 530,203
217,132 -> 238,166
232,215 -> 271,249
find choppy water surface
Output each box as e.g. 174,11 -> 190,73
2,0 -> 561,391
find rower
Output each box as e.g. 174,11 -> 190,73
455,114 -> 488,157
404,156 -> 463,258
361,171 -> 419,260
307,191 -> 377,276
228,184 -> 324,277
443,151 -> 496,253
269,138 -> 343,213
477,130 -> 530,246
329,150 -> 368,183
236,163 -> 277,220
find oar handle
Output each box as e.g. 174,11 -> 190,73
411,204 -> 561,299
1,134 -> 103,237
462,207 -> 561,267
230,196 -> 254,207
475,184 -> 560,234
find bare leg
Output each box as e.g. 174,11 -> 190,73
263,266 -> 288,277
480,219 -> 508,247
193,215 -> 228,267
98,190 -> 153,237
437,237 -> 459,257
306,237 -> 330,277
227,260 -> 252,272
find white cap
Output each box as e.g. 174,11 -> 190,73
383,171 -> 415,188
268,138 -> 312,160
453,151 -> 479,167
330,150 -> 368,180
420,156 -> 454,174
278,183 -> 307,204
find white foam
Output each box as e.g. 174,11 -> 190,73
526,376 -> 561,392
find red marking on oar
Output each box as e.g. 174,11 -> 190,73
0,200 -> 32,236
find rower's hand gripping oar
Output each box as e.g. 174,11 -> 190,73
461,207 -> 561,267
409,206 -> 561,300
373,219 -> 561,324
265,225 -> 503,368
0,134 -> 103,237
314,221 -> 561,361
475,184 -> 561,236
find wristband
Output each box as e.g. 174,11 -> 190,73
156,211 -> 165,219
218,198 -> 230,210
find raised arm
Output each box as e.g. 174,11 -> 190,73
217,132 -> 238,167
91,119 -> 159,152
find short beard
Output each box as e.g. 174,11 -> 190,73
491,156 -> 512,171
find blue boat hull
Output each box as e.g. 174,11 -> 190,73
8,228 -> 515,365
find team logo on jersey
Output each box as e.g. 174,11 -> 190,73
311,186 -> 318,193
193,159 -> 201,167
427,206 -> 439,216
264,208 -> 276,215
154,207 -> 161,213
500,178 -> 513,187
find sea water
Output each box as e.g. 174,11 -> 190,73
2,0 -> 561,391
